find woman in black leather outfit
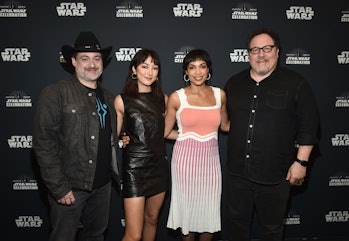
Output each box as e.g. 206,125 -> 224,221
114,49 -> 174,241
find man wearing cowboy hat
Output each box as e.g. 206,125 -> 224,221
33,31 -> 119,241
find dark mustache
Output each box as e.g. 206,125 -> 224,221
85,67 -> 99,71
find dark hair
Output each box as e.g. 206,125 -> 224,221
123,48 -> 163,99
246,27 -> 281,50
182,49 -> 213,85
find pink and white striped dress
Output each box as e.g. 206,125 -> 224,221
167,87 -> 222,235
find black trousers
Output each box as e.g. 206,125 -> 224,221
226,175 -> 290,241
48,181 -> 111,241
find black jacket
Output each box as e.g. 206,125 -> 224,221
33,76 -> 119,199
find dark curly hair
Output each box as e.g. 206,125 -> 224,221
246,27 -> 281,50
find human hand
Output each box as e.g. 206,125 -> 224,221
118,133 -> 130,148
286,162 -> 306,186
57,190 -> 76,205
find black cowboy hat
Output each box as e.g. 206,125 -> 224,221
61,31 -> 112,67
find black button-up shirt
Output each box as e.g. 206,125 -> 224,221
224,67 -> 319,184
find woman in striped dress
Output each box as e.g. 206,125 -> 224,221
164,49 -> 229,241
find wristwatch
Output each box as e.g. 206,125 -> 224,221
295,158 -> 308,167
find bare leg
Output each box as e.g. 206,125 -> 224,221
122,197 -> 145,241
199,232 -> 213,241
142,192 -> 166,241
182,232 -> 195,241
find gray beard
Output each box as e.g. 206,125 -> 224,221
255,67 -> 272,76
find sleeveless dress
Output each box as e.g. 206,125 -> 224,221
167,87 -> 222,235
121,93 -> 168,198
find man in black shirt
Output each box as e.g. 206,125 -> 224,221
224,27 -> 319,241
33,32 -> 119,241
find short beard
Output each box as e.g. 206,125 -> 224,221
255,66 -> 272,76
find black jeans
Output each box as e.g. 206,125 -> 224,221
48,181 -> 111,241
226,175 -> 290,241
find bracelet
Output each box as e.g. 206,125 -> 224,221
118,140 -> 123,148
295,158 -> 308,167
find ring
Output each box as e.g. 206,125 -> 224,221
294,178 -> 304,186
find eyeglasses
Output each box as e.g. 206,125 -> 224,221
249,45 -> 276,54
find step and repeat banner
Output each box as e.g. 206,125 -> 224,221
1,1 -> 348,240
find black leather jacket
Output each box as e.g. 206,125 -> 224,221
33,76 -> 119,200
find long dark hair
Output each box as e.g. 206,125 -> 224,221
123,48 -> 163,99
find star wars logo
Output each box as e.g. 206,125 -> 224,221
231,4 -> 258,20
13,177 -> 38,190
286,49 -> 311,65
174,47 -> 193,63
230,49 -> 249,63
286,6 -> 314,20
174,53 -> 186,63
8,136 -> 32,148
284,216 -> 300,225
56,3 -> 86,16
15,216 -> 43,227
115,48 -> 142,61
284,212 -> 301,225
1,48 -> 30,62
6,98 -> 32,107
337,51 -> 349,64
6,90 -> 32,107
0,3 -> 27,17
286,56 -> 310,65
329,176 -> 349,186
13,183 -> 38,190
335,95 -> 349,108
173,3 -> 203,17
341,11 -> 349,22
331,134 -> 349,147
325,211 -> 349,223
116,2 -> 143,18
